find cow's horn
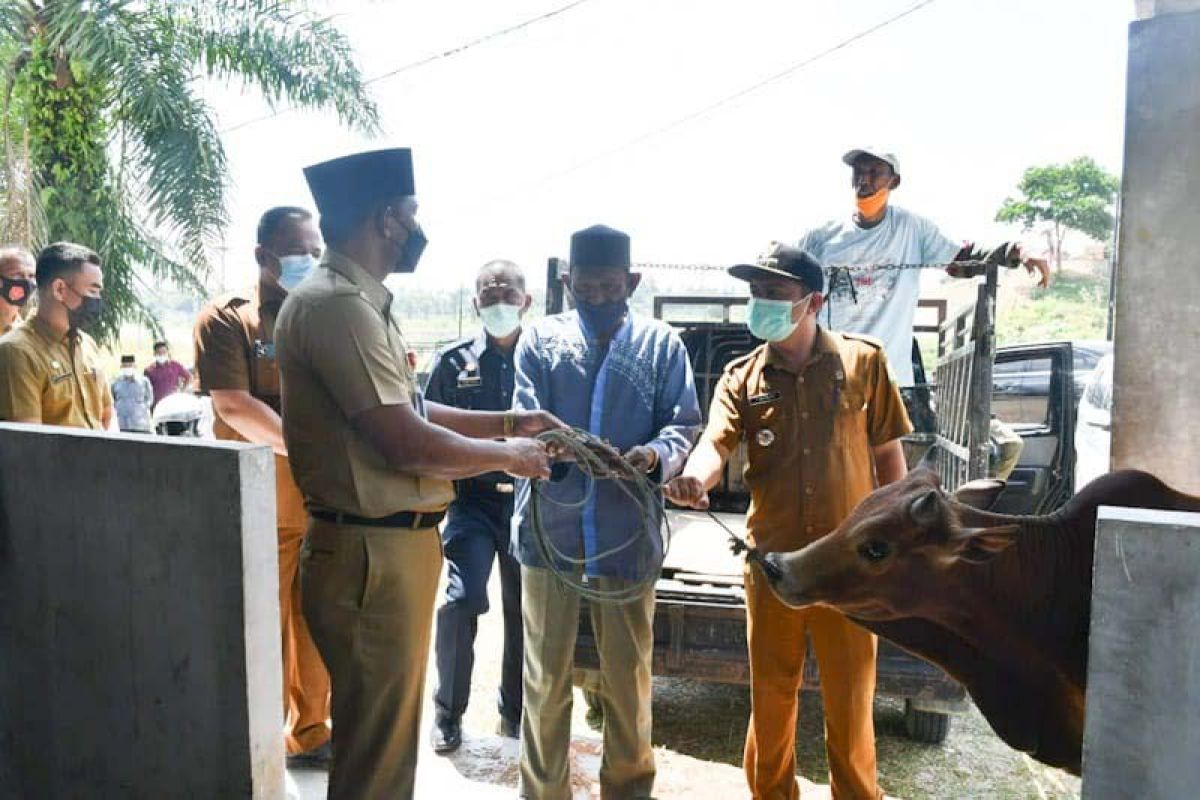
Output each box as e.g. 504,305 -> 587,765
910,489 -> 941,527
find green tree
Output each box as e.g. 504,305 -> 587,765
0,1 -> 379,339
995,156 -> 1120,274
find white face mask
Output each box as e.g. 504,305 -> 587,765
121,367 -> 135,378
155,354 -> 168,365
478,302 -> 523,339
277,254 -> 317,291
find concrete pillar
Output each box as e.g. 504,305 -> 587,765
1082,506 -> 1200,797
1110,9 -> 1200,495
0,425 -> 283,798
1133,0 -> 1200,20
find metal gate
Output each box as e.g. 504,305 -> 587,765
930,265 -> 999,491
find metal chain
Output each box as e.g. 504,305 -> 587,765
633,259 -> 996,273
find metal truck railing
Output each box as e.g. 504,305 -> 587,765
930,265 -> 1000,491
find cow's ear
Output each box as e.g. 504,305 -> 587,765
953,479 -> 1007,511
951,525 -> 1019,564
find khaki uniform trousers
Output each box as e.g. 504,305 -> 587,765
301,520 -> 442,800
744,566 -> 881,800
519,566 -> 656,800
277,455 -> 331,754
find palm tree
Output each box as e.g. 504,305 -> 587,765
0,0 -> 379,338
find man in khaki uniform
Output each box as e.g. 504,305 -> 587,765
0,242 -> 112,429
275,147 -> 561,799
666,244 -> 912,800
0,245 -> 36,336
193,206 -> 331,763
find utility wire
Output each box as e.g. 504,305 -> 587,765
525,0 -> 940,184
220,0 -> 596,134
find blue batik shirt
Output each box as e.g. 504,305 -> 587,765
511,310 -> 701,579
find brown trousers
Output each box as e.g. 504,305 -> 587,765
301,521 -> 442,800
519,566 -> 656,800
277,456 -> 331,754
744,566 -> 881,800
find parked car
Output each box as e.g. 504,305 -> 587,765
1074,351 -> 1114,492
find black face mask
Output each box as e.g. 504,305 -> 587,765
574,297 -> 629,336
65,288 -> 104,331
392,225 -> 427,274
1,277 -> 33,307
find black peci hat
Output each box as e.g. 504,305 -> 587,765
729,242 -> 824,293
303,148 -> 415,233
569,224 -> 631,270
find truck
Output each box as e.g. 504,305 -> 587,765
550,259 -> 1093,744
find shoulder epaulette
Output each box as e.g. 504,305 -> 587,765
839,331 -> 886,351
722,345 -> 767,376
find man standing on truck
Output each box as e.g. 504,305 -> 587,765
799,147 -> 1050,387
665,243 -> 912,800
512,224 -> 701,800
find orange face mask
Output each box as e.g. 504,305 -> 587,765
855,187 -> 890,219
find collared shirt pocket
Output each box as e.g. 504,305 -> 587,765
251,339 -> 281,397
746,397 -> 791,462
833,388 -> 868,447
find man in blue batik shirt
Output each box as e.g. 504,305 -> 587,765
512,224 -> 700,800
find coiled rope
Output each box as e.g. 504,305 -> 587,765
529,428 -> 669,604
528,427 -> 781,603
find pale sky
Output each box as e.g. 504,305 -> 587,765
206,0 -> 1134,294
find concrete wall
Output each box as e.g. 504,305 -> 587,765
0,424 -> 283,798
1082,506 -> 1200,798
1110,10 -> 1200,495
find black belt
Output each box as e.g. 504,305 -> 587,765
311,509 -> 446,529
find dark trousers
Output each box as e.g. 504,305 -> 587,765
433,497 -> 523,724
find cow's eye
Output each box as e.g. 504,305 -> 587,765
858,540 -> 892,562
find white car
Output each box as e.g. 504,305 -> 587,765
1074,351 -> 1113,492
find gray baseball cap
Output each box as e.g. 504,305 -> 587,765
842,147 -> 900,175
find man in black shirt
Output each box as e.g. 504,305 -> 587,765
426,260 -> 532,753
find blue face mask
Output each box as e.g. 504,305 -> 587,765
277,254 -> 316,291
747,295 -> 811,342
479,302 -> 522,338
576,298 -> 628,336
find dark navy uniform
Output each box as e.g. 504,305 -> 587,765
426,332 -> 523,730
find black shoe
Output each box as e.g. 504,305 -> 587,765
431,718 -> 462,754
496,715 -> 520,739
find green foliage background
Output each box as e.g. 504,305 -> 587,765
0,0 -> 379,341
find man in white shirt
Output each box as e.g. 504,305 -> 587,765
798,147 -> 1050,386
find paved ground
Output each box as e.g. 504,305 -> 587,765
287,567 -> 1081,799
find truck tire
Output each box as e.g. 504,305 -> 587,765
903,699 -> 951,744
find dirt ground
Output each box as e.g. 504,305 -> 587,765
289,569 -> 1081,800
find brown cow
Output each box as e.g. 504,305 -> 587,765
760,468 -> 1200,775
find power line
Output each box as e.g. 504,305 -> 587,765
220,0 -> 596,134
526,0 -> 940,184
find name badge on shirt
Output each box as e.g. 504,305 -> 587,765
254,340 -> 276,359
456,371 -> 482,390
749,390 -> 781,407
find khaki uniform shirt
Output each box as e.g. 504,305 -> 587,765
0,316 -> 111,429
703,328 -> 912,553
275,250 -> 454,517
194,281 -> 306,528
